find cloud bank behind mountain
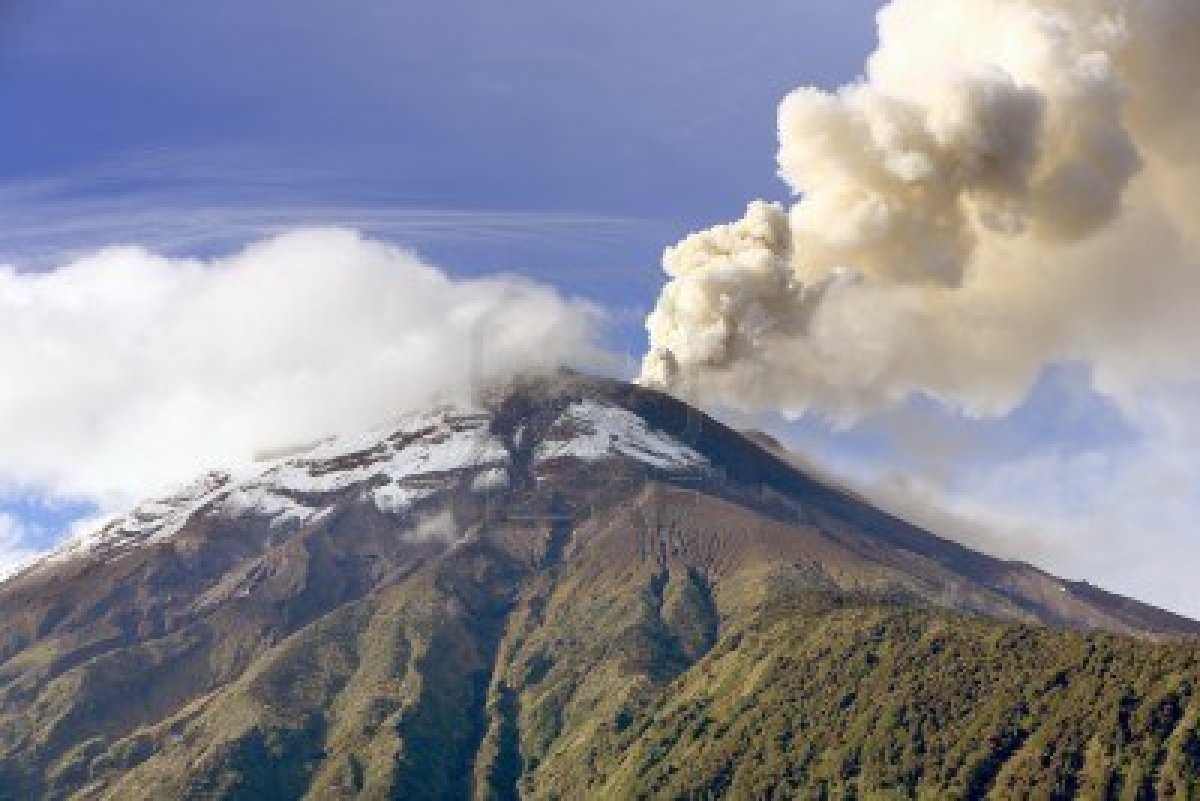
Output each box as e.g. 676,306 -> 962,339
0,228 -> 604,508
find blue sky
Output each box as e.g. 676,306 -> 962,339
0,1 -> 1196,617
0,1 -> 876,246
0,0 -> 881,329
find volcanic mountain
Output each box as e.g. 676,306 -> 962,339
1,373 -> 1197,799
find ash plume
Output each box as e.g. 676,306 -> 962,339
642,0 -> 1200,419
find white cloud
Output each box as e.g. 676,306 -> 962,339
0,228 -> 605,509
0,514 -> 45,580
832,392 -> 1200,619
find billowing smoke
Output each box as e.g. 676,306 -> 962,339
642,0 -> 1200,419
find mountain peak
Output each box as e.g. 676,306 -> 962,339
30,374 -> 707,573
18,372 -> 1197,640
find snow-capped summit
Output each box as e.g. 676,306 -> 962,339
35,375 -> 711,571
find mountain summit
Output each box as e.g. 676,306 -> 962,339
1,373 -> 1198,799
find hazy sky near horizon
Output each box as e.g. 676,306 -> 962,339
1,0 -> 1197,618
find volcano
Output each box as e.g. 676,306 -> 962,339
1,373 -> 1197,799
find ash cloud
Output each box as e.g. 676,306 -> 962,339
642,0 -> 1200,419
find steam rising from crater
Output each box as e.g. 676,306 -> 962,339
642,0 -> 1200,418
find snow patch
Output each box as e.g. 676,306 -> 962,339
43,472 -> 233,564
33,406 -> 511,568
535,401 -> 707,470
471,467 -> 509,492
27,397 -> 705,573
371,485 -> 437,514
220,486 -> 316,528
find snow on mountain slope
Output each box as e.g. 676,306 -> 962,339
535,400 -> 707,469
28,397 -> 707,572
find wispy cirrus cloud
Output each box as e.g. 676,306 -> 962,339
0,200 -> 652,264
0,146 -> 665,267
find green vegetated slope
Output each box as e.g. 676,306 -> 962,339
70,552 -> 523,800
17,503 -> 1193,799
475,499 -> 1200,800
528,595 -> 1200,800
